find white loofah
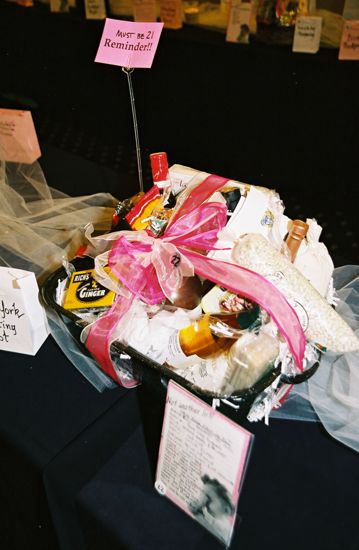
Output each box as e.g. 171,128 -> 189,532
232,233 -> 359,353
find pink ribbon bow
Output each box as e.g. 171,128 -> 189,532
86,174 -> 306,386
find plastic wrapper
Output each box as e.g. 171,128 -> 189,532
270,265 -> 359,453
0,160 -> 119,390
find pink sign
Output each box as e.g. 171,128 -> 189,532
95,18 -> 164,69
339,20 -> 359,60
0,109 -> 41,164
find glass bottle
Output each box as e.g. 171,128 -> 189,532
149,151 -> 176,208
275,0 -> 308,27
282,219 -> 309,263
167,314 -> 244,367
111,191 -> 144,231
165,275 -> 203,310
226,330 -> 280,390
148,152 -> 176,237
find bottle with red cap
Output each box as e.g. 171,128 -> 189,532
148,152 -> 176,236
150,152 -> 176,208
282,219 -> 309,263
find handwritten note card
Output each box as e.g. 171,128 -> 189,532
0,109 -> 41,164
95,18 -> 164,69
292,16 -> 322,54
339,20 -> 359,60
0,267 -> 49,355
155,381 -> 253,546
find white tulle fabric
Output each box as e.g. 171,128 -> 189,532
1,160 -> 359,451
0,160 -> 118,390
272,265 -> 359,452
0,160 -> 117,283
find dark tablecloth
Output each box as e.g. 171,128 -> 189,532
76,387 -> 359,550
0,146 -> 136,550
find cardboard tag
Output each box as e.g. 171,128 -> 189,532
292,16 -> 322,53
0,109 -> 41,164
0,267 -> 49,355
50,0 -> 70,12
133,0 -> 157,22
95,18 -> 164,69
226,1 -> 251,44
339,20 -> 359,60
155,381 -> 253,547
85,0 -> 107,19
160,0 -> 183,29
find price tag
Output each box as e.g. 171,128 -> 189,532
339,20 -> 359,60
292,16 -> 322,54
155,381 -> 253,546
0,109 -> 41,164
95,18 -> 164,69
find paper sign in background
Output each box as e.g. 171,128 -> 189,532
339,20 -> 359,60
0,109 -> 41,164
95,18 -> 164,68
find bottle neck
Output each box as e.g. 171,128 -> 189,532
283,220 -> 309,263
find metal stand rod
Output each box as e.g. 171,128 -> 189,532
122,67 -> 144,193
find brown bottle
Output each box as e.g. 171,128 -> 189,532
283,219 -> 309,263
165,275 -> 203,310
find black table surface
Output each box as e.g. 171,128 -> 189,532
76,387 -> 359,550
0,146 -> 136,550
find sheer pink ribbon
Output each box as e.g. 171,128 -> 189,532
86,174 -> 306,386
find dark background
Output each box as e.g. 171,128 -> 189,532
0,4 -> 359,550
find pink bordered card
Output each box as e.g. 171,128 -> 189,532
339,20 -> 359,61
94,18 -> 164,69
155,381 -> 254,547
0,109 -> 41,164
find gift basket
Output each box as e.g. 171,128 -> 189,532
39,153 -> 359,423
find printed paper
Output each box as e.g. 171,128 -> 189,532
95,18 -> 164,68
292,16 -> 322,53
155,381 -> 253,547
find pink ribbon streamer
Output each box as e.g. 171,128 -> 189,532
86,174 -> 306,385
85,293 -> 138,387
